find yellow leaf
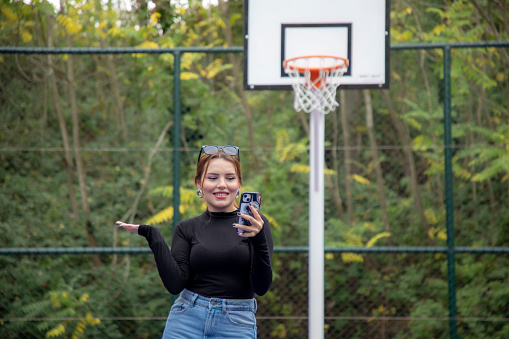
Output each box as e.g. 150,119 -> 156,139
132,41 -> 159,58
97,21 -> 107,30
428,226 -> 447,240
46,324 -> 65,338
161,41 -> 175,48
1,7 -> 17,21
181,72 -> 199,80
424,209 -> 438,224
428,227 -> 435,239
145,206 -> 174,224
366,232 -> 391,247
270,323 -> 287,338
432,24 -> 445,36
276,130 -> 290,161
80,293 -> 90,302
57,15 -> 82,35
351,174 -> 370,185
136,41 -> 159,49
216,17 -> 226,29
324,168 -> 336,175
437,230 -> 447,241
21,30 -> 33,43
108,26 -> 123,38
341,253 -> 364,263
471,173 -> 482,182
396,30 -> 413,42
264,214 -> 280,230
363,222 -> 376,232
206,62 -> 232,79
404,117 -> 422,130
181,53 -> 202,70
413,135 -> 429,151
150,12 -> 161,26
74,321 -> 85,334
290,164 -> 310,174
85,312 -> 101,325
50,294 -> 61,308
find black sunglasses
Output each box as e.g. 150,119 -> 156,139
197,145 -> 240,163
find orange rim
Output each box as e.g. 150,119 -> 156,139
283,55 -> 349,73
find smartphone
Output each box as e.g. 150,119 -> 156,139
237,192 -> 262,234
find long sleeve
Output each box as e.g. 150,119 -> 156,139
249,215 -> 274,296
138,224 -> 190,295
139,211 -> 273,299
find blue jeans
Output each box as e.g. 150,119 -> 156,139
162,289 -> 258,339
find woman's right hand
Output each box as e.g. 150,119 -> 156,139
116,221 -> 140,234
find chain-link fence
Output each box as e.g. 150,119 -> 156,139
1,43 -> 508,338
1,250 -> 508,338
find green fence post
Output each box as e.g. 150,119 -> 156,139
443,44 -> 458,339
172,51 -> 182,230
170,51 -> 182,305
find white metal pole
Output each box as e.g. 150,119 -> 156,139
309,107 -> 325,339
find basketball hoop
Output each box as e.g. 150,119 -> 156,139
283,55 -> 349,114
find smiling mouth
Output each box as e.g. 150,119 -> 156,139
213,192 -> 229,197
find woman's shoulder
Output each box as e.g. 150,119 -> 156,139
176,211 -> 208,228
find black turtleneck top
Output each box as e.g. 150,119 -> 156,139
138,210 -> 273,299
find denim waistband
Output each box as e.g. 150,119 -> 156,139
179,289 -> 257,312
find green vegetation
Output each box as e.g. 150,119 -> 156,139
1,0 -> 508,337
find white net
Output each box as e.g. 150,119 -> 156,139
284,56 -> 348,114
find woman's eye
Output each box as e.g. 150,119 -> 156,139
207,177 -> 217,180
227,177 -> 236,181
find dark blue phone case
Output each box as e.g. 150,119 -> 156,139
238,192 -> 262,234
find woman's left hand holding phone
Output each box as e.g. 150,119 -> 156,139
116,221 -> 140,234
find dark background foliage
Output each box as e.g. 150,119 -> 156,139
1,0 -> 508,337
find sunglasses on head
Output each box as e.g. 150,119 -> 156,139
197,145 -> 240,164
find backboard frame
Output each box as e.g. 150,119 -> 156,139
243,0 -> 391,90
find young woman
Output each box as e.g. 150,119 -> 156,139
116,145 -> 273,338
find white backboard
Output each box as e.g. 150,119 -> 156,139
244,0 -> 390,90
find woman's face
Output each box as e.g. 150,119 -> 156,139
197,158 -> 240,212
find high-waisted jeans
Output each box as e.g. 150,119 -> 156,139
162,289 -> 257,339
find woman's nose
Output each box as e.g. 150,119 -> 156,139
217,177 -> 226,188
